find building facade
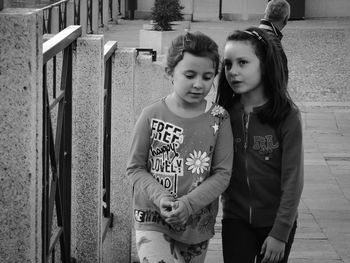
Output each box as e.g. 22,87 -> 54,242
122,0 -> 350,20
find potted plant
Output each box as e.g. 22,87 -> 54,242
151,0 -> 184,31
139,0 -> 189,56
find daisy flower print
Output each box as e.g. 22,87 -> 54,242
186,150 -> 210,175
211,105 -> 225,117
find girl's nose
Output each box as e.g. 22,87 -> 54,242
228,65 -> 239,76
193,77 -> 204,89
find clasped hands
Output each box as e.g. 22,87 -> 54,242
159,196 -> 190,226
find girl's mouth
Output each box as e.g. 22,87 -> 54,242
230,80 -> 241,86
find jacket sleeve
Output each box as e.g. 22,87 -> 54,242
270,109 -> 304,242
126,109 -> 173,209
178,114 -> 234,214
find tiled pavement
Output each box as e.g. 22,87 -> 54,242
102,18 -> 350,263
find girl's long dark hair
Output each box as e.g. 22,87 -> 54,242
216,27 -> 294,127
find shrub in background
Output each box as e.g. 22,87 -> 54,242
151,0 -> 184,31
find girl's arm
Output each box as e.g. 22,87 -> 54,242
178,114 -> 234,215
126,109 -> 174,209
270,109 -> 304,243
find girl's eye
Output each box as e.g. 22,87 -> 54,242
185,73 -> 195,79
203,74 -> 214,81
238,60 -> 248,66
223,59 -> 232,70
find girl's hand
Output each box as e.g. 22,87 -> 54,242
159,196 -> 175,218
165,200 -> 189,225
260,236 -> 285,263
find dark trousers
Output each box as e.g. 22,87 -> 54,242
222,219 -> 297,263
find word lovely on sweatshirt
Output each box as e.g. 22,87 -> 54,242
150,119 -> 184,197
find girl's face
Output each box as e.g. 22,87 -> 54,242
223,40 -> 264,97
170,52 -> 216,107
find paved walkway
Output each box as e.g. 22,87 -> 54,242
102,18 -> 350,263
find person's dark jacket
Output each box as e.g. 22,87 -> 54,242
259,19 -> 289,83
222,98 -> 304,242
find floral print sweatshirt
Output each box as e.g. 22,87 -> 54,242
126,98 -> 233,244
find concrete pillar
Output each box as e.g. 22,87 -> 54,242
105,48 -> 136,263
71,35 -> 104,262
133,55 -> 172,118
0,8 -> 43,263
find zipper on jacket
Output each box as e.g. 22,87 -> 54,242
243,113 -> 250,151
242,112 -> 252,224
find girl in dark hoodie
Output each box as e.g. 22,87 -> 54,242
216,27 -> 304,263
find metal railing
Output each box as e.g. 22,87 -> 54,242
102,40 -> 118,242
87,0 -> 93,33
42,25 -> 82,263
41,0 -> 117,35
42,0 -> 69,34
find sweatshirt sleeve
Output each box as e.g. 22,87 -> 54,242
178,113 -> 234,214
126,109 -> 173,209
270,109 -> 304,242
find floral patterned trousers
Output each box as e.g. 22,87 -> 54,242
136,230 -> 209,263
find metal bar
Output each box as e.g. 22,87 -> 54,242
42,64 -> 50,262
99,0 -> 103,27
42,40 -> 75,263
47,178 -> 57,245
103,57 -> 112,218
60,43 -> 73,261
48,95 -> 68,262
87,0 -> 93,33
48,228 -> 63,255
49,92 -> 65,111
43,8 -> 52,34
102,41 -> 118,228
74,0 -> 81,25
54,48 -> 69,165
101,217 -> 112,242
47,88 -> 60,244
55,167 -> 68,262
136,48 -> 157,62
53,56 -> 56,98
104,41 -> 118,63
55,99 -> 65,165
58,2 -> 68,31
43,25 -> 82,64
108,0 -> 113,21
41,0 -> 69,11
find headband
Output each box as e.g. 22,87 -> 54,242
243,30 -> 266,45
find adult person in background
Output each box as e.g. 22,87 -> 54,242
259,0 -> 290,82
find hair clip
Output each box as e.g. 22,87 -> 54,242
183,33 -> 191,46
243,30 -> 266,45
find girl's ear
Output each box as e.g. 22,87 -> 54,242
165,67 -> 174,84
165,66 -> 173,77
